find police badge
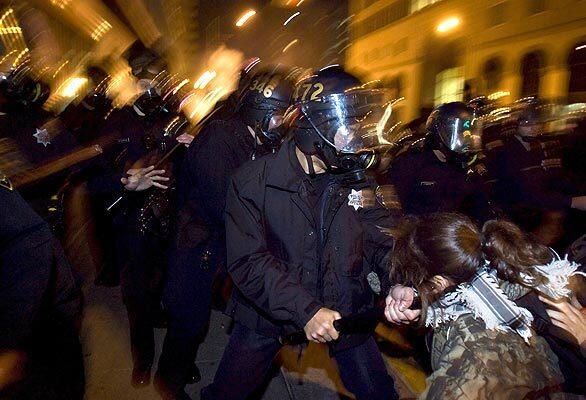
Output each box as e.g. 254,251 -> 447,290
347,189 -> 364,210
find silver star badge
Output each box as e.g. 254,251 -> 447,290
33,128 -> 51,147
347,189 -> 364,211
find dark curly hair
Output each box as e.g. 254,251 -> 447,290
389,213 -> 552,326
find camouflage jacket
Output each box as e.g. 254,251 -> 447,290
421,313 -> 570,400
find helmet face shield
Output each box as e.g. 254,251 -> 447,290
439,116 -> 482,154
298,89 -> 396,154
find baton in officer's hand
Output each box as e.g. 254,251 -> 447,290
279,297 -> 422,346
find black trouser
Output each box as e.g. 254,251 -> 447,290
155,245 -> 215,395
201,322 -> 399,400
115,230 -> 166,370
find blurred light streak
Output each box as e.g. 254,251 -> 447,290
436,17 -> 460,33
12,48 -> 29,68
284,12 -> 300,26
50,0 -> 73,9
193,70 -> 216,89
182,46 -> 243,124
52,60 -> 69,79
0,49 -> 16,65
282,39 -> 299,53
487,91 -> 510,101
0,27 -> 21,34
171,78 -> 189,95
575,44 -> 586,51
244,57 -> 261,73
235,10 -> 256,27
90,20 -> 112,41
114,0 -> 161,47
296,0 -> 305,6
58,77 -> 88,98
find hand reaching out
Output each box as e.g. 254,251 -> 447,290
540,295 -> 586,351
121,165 -> 169,191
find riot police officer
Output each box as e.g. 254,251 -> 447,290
201,66 -> 399,400
86,54 -> 175,388
489,97 -> 586,246
0,173 -> 83,399
384,101 -> 493,222
154,66 -> 296,400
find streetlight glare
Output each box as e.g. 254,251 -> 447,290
235,10 -> 257,27
436,17 -> 460,33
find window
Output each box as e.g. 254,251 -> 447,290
483,57 -> 503,92
410,0 -> 443,13
434,67 -> 464,105
520,51 -> 543,97
352,0 -> 409,39
488,2 -> 508,27
568,43 -> 586,102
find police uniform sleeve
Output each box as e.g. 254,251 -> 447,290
387,153 -> 415,211
225,173 -> 323,328
360,185 -> 395,295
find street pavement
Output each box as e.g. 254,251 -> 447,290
80,282 -> 426,400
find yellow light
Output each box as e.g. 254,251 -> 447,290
282,39 -> 299,53
487,91 -> 510,100
90,20 -> 112,41
194,70 -> 217,90
436,17 -> 460,33
235,10 -> 257,27
12,48 -> 29,68
50,0 -> 72,9
59,77 -> 88,98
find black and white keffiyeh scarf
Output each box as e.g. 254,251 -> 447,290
425,254 -> 584,343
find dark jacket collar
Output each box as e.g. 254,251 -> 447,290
265,138 -> 308,192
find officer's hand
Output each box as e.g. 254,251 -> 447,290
176,133 -> 194,147
304,308 -> 341,343
384,285 -> 421,324
121,165 -> 169,191
571,196 -> 586,211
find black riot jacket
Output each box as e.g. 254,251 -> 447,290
174,116 -> 260,269
225,138 -> 395,351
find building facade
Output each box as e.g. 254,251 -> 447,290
346,0 -> 586,121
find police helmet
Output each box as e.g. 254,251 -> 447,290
286,66 -> 395,172
514,97 -> 555,137
132,59 -> 168,116
426,102 -> 481,155
237,66 -> 296,145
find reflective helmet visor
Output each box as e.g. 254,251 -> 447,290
438,116 -> 482,154
299,89 -> 397,154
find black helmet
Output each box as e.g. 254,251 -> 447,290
237,66 -> 296,145
81,66 -> 111,112
467,96 -> 495,118
425,102 -> 481,155
286,66 -> 395,172
132,59 -> 168,116
513,97 -> 554,137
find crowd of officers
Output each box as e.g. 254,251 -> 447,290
0,44 -> 585,400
